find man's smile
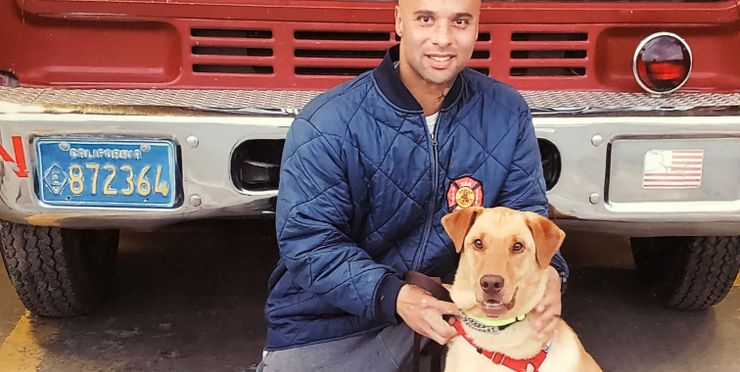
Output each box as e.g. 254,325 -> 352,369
426,54 -> 455,69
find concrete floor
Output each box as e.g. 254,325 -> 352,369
0,219 -> 738,371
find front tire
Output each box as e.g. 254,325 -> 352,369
631,236 -> 740,310
0,221 -> 119,317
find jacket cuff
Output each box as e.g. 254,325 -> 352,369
549,252 -> 569,294
375,274 -> 406,323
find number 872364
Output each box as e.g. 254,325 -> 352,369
67,162 -> 170,197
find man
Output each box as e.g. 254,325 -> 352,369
258,0 -> 568,370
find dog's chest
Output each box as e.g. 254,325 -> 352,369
445,336 -> 578,372
445,338 -> 529,372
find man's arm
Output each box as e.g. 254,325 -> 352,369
276,118 -> 404,323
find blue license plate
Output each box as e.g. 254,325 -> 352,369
36,139 -> 178,208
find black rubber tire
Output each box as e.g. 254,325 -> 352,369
631,236 -> 740,310
0,221 -> 118,317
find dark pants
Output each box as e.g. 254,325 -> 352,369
257,323 -> 427,372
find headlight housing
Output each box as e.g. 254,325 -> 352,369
633,32 -> 692,95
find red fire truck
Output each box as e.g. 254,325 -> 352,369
0,0 -> 738,317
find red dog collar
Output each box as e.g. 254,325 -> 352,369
451,318 -> 548,372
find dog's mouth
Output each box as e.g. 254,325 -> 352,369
479,288 -> 517,317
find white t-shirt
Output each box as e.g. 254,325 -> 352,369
426,112 -> 439,139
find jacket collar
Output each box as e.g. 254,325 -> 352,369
373,45 -> 464,113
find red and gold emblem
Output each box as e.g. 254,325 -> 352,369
447,176 -> 483,211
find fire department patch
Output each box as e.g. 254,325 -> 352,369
447,176 -> 483,211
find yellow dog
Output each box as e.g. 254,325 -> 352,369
442,206 -> 601,372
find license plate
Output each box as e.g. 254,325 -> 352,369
36,138 -> 178,208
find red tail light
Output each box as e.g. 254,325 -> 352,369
633,32 -> 692,95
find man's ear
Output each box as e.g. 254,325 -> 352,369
394,5 -> 403,38
525,212 -> 565,269
441,207 -> 483,253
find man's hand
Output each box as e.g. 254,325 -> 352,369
531,266 -> 562,340
396,284 -> 459,345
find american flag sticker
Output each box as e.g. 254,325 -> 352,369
642,149 -> 704,189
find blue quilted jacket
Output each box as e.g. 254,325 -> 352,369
266,46 -> 568,350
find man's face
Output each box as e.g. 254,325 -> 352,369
395,0 -> 480,86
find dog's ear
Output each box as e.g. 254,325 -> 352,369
442,207 -> 483,253
525,212 -> 565,269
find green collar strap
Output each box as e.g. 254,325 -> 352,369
459,311 -> 526,333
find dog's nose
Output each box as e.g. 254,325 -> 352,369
480,275 -> 505,294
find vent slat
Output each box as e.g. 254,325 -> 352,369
191,28 -> 272,39
193,64 -> 273,75
296,67 -> 372,76
295,31 -> 391,41
472,50 -> 491,59
295,49 -> 386,59
509,41 -> 589,49
191,55 -> 274,64
193,46 -> 273,57
510,67 -> 586,77
511,32 -> 587,42
191,38 -> 273,48
511,50 -> 586,59
294,57 -> 380,68
472,68 -> 490,76
394,32 -> 491,42
293,40 -> 394,49
476,33 -> 492,42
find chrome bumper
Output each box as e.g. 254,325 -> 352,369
536,115 -> 740,236
1,88 -> 739,235
0,111 -> 291,229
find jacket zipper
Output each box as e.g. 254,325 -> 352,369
411,113 -> 440,270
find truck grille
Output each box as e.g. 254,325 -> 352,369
184,22 -> 591,90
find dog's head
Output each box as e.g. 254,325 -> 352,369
441,206 -> 565,319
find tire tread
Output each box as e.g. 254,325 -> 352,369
0,221 -> 117,317
668,237 -> 739,310
633,235 -> 740,310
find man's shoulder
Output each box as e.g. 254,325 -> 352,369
461,69 -> 529,115
297,72 -> 376,126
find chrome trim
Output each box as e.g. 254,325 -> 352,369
632,32 -> 693,96
3,88 -> 740,116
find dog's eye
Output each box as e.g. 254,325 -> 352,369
473,239 -> 483,250
512,242 -> 524,253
